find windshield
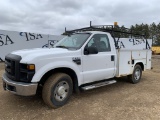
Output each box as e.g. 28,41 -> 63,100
55,33 -> 90,50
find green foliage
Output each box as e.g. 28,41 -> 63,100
130,22 -> 160,46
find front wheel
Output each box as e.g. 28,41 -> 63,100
42,73 -> 73,108
128,64 -> 142,84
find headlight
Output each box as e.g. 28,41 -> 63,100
20,64 -> 35,83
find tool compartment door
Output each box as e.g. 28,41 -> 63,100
146,50 -> 152,69
118,50 -> 132,76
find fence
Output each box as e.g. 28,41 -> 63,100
0,29 -> 64,62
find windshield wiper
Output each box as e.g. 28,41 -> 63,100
56,45 -> 68,49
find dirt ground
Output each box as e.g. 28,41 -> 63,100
0,55 -> 160,120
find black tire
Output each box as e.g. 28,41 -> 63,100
128,64 -> 142,84
42,73 -> 73,108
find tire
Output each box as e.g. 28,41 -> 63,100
42,73 -> 73,108
128,64 -> 142,84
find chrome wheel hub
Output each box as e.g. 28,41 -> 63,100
134,69 -> 140,80
57,86 -> 65,96
54,81 -> 69,101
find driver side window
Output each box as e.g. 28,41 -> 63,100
86,34 -> 111,52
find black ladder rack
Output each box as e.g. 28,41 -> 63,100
63,21 -> 150,49
64,21 -> 145,37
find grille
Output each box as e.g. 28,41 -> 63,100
5,54 -> 21,81
5,58 -> 16,80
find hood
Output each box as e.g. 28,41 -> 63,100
11,48 -> 75,63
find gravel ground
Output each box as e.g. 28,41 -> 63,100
0,55 -> 160,120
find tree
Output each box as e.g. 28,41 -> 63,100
149,22 -> 157,45
129,22 -> 160,46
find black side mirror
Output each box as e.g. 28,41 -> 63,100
84,46 -> 98,55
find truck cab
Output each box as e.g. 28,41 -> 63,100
2,25 -> 152,108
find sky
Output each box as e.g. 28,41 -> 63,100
0,0 -> 159,35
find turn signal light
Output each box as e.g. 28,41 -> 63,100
27,64 -> 35,70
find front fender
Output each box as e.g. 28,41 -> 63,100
31,61 -> 83,86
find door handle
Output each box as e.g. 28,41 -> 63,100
111,55 -> 114,61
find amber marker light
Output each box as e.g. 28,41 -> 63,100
27,64 -> 35,70
114,22 -> 118,26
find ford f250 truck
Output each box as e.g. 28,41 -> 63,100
2,24 -> 152,108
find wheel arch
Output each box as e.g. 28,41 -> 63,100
128,61 -> 144,84
135,62 -> 144,71
39,67 -> 80,93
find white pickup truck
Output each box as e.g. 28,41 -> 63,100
2,25 -> 152,108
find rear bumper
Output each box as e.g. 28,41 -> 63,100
2,73 -> 38,96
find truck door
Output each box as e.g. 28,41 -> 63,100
82,34 -> 115,84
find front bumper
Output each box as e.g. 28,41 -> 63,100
2,73 -> 38,96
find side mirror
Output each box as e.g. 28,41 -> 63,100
84,46 -> 98,55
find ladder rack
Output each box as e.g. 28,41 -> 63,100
64,21 -> 145,37
63,21 -> 150,49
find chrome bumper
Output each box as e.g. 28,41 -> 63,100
2,73 -> 38,96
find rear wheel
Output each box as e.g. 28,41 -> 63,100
42,73 -> 73,108
128,64 -> 142,84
